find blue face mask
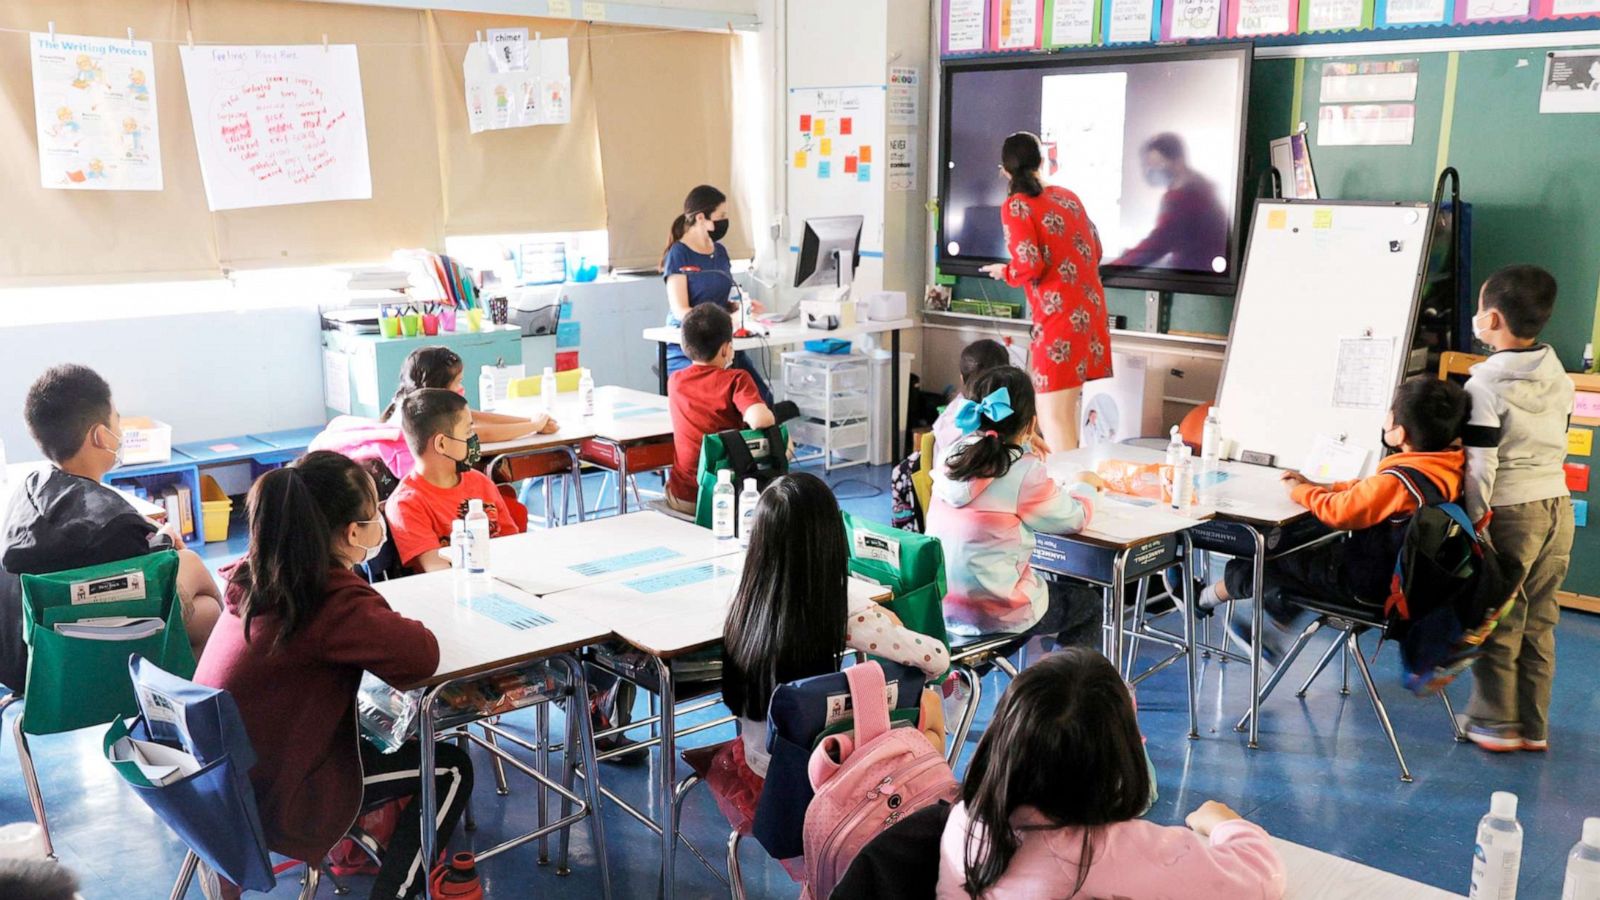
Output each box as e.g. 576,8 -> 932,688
1144,167 -> 1173,189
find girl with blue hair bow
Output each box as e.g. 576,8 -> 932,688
926,366 -> 1104,644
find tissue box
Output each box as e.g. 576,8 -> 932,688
862,291 -> 907,322
119,417 -> 173,465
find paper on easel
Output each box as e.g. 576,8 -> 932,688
1301,433 -> 1371,483
1331,335 -> 1396,410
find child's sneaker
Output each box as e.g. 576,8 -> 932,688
1521,736 -> 1549,752
1465,723 -> 1522,753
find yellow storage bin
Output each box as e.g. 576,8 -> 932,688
200,475 -> 233,544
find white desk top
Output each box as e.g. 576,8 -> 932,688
1056,443 -> 1310,529
492,386 -> 673,446
491,511 -> 740,597
2,461 -> 167,523
1046,449 -> 1209,546
1277,839 -> 1462,899
642,316 -> 914,354
374,570 -> 612,689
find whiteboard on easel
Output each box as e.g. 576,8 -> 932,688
787,85 -> 886,255
1216,199 -> 1433,476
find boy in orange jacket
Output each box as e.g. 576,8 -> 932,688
1195,377 -> 1471,661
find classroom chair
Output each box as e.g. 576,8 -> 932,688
5,551 -> 196,858
841,511 -> 951,675
1234,593 -> 1466,783
675,660 -> 932,896
910,431 -> 936,527
694,424 -> 791,529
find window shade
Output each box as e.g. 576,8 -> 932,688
588,24 -> 746,270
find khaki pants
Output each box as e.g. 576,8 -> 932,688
1466,496 -> 1574,741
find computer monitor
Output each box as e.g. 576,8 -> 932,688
794,215 -> 864,289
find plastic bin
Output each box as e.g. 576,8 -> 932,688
119,417 -> 173,465
199,476 -> 233,544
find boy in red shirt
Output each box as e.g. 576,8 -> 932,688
664,304 -> 775,514
385,388 -> 520,572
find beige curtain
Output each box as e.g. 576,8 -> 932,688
187,0 -> 443,269
427,11 -> 606,237
0,0 -> 218,285
589,24 -> 744,270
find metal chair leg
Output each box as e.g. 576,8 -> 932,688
648,692 -> 660,740
993,655 -> 1020,679
296,865 -> 321,900
1347,631 -> 1413,783
1442,690 -> 1468,742
557,692 -> 579,876
1294,626 -> 1347,698
456,733 -> 478,832
482,724 -> 511,796
669,775 -> 702,885
948,666 -> 983,767
536,701 -> 551,865
326,866 -> 352,896
170,850 -> 200,900
1341,641 -> 1352,695
1236,618 -> 1323,732
727,830 -> 747,900
10,710 -> 54,858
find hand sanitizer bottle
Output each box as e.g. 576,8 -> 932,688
450,519 -> 471,589
541,366 -> 558,410
1201,407 -> 1223,462
1166,426 -> 1185,468
1471,791 -> 1522,900
580,367 -> 596,417
737,478 -> 760,547
1563,817 -> 1600,900
479,365 -> 497,408
1171,447 -> 1194,511
713,470 -> 736,540
464,499 -> 492,584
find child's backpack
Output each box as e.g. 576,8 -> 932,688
801,662 -> 959,898
1383,466 -> 1518,696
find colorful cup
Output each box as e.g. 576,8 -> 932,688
379,316 -> 401,339
440,307 -> 458,332
488,295 -> 509,326
422,313 -> 441,336
400,313 -> 421,337
466,308 -> 483,333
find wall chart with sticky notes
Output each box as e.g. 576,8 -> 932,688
1216,200 -> 1432,475
788,84 -> 886,254
1569,427 -> 1593,457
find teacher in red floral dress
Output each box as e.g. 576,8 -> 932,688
980,131 -> 1113,451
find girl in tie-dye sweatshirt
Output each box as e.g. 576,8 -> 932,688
925,366 -> 1098,639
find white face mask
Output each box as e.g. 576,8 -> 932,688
99,424 -> 125,469
353,516 -> 387,564
1472,310 -> 1495,342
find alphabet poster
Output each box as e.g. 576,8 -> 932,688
463,35 -> 571,133
32,31 -> 163,191
179,44 -> 372,211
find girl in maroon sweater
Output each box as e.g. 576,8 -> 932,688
196,451 -> 473,899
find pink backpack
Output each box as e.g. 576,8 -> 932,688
801,662 -> 959,898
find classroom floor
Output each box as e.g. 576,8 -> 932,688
10,462 -> 1599,898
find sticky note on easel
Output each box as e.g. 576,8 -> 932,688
843,155 -> 858,174
1568,462 -> 1591,492
859,145 -> 873,163
799,114 -> 812,133
841,117 -> 853,135
1575,499 -> 1589,528
1575,391 -> 1600,419
1312,209 -> 1334,229
1267,209 -> 1288,230
819,161 -> 832,179
820,138 -> 832,156
1570,427 -> 1593,457
812,118 -> 827,136
858,164 -> 871,182
793,150 -> 807,169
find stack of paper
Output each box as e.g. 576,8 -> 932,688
55,616 -> 164,641
107,734 -> 200,786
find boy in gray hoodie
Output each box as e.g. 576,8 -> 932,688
1461,265 -> 1575,753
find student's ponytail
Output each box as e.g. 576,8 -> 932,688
382,347 -> 464,422
1001,132 -> 1046,199
943,366 -> 1038,483
230,451 -> 374,649
662,184 -> 728,269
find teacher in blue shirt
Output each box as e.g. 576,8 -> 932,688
661,184 -> 774,403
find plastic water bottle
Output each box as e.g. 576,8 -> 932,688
712,470 -> 736,540
1165,426 -> 1186,468
1563,818 -> 1600,900
464,499 -> 491,583
1201,407 -> 1223,462
1471,791 -> 1523,900
449,520 -> 471,588
737,478 -> 760,547
1171,447 -> 1194,511
579,368 -> 596,417
540,366 -> 558,409
478,366 -> 497,407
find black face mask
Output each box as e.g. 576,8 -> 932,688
708,218 -> 730,243
1380,428 -> 1401,453
442,433 -> 482,474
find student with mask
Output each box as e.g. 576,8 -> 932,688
661,184 -> 773,404
385,388 -> 520,573
1110,132 -> 1230,273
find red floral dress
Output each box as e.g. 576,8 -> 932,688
1000,185 -> 1114,393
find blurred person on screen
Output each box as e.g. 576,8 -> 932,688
1111,133 -> 1229,274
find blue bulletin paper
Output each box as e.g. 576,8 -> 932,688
462,593 -> 557,631
623,563 -> 735,595
1576,500 -> 1589,528
569,546 -> 684,577
556,321 -> 582,348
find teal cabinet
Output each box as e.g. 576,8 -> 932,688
321,326 -> 523,419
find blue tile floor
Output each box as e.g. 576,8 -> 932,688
9,462 -> 1599,898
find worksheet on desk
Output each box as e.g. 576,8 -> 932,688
1087,494 -> 1202,542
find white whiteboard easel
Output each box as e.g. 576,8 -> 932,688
1216,199 -> 1434,476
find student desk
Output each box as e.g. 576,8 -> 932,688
494,386 -> 677,516
1277,839 -> 1462,898
642,316 -> 916,457
531,536 -> 890,900
375,573 -> 615,898
479,402 -> 599,527
490,510 -> 738,596
1039,448 -> 1213,738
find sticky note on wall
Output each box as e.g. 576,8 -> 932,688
799,114 -> 812,133
820,138 -> 832,156
812,118 -> 827,136
556,321 -> 581,348
1570,427 -> 1593,457
1576,391 -> 1600,419
555,350 -> 579,372
1575,499 -> 1589,528
1567,462 -> 1591,493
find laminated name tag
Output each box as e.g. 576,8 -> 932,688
70,570 -> 147,605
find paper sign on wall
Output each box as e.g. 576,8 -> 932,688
1104,0 -> 1157,42
1318,103 -> 1415,145
1456,0 -> 1530,21
1551,0 -> 1600,15
992,0 -> 1044,49
945,0 -> 990,52
322,349 -> 350,414
1304,0 -> 1370,30
1379,0 -> 1449,24
1570,427 -> 1594,457
1233,0 -> 1297,33
1565,462 -> 1590,492
888,133 -> 918,192
32,31 -> 163,191
179,44 -> 372,211
1576,391 -> 1600,419
1320,60 -> 1419,103
888,67 -> 920,126
1048,0 -> 1099,44
463,37 -> 571,133
1541,51 -> 1600,115
1164,0 -> 1224,39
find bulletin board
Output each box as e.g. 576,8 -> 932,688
786,85 -> 887,255
1216,199 -> 1433,474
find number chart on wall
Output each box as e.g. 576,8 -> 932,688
179,44 -> 373,212
788,85 -> 887,255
